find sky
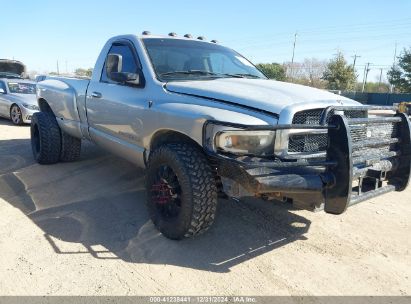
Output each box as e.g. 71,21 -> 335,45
1,0 -> 410,82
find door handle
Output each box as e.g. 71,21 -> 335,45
91,92 -> 102,98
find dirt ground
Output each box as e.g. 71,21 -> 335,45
0,117 -> 410,296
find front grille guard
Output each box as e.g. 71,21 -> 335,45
207,106 -> 411,213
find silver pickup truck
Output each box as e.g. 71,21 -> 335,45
33,32 -> 411,239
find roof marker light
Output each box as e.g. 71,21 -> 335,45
142,31 -> 151,35
168,32 -> 177,37
197,36 -> 206,40
184,34 -> 193,38
211,40 -> 218,43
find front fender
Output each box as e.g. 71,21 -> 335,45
141,101 -> 276,149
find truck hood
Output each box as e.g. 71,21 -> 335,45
0,60 -> 26,77
165,78 -> 359,114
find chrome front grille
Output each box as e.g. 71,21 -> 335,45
289,109 -> 368,153
291,109 -> 367,125
291,109 -> 323,125
288,134 -> 328,153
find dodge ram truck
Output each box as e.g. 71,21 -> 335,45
32,32 -> 411,239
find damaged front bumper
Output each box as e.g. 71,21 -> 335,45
206,106 -> 411,214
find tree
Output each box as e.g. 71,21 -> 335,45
75,68 -> 93,77
387,48 -> 411,92
322,52 -> 356,90
303,58 -> 327,88
256,63 -> 286,81
284,58 -> 327,88
358,82 -> 390,93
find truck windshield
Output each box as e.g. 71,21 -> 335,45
143,38 -> 266,81
8,82 -> 36,94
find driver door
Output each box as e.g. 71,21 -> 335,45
86,40 -> 147,152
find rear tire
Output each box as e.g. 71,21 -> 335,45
30,112 -> 61,164
146,143 -> 218,240
60,130 -> 81,162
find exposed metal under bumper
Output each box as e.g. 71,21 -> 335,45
349,185 -> 396,206
255,173 -> 324,194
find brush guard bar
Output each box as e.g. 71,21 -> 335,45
207,106 -> 411,214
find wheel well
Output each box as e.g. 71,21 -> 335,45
9,103 -> 18,112
38,98 -> 54,114
149,130 -> 203,153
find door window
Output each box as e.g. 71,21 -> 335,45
101,43 -> 139,83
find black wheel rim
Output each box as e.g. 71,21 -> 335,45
151,165 -> 182,220
31,124 -> 40,155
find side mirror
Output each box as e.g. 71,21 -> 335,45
106,53 -> 145,87
106,53 -> 123,81
109,70 -> 145,87
0,88 -> 5,94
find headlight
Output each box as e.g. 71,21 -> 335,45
22,104 -> 40,111
204,122 -> 276,156
215,130 -> 275,155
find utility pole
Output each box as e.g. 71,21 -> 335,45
351,54 -> 361,72
56,60 -> 60,75
290,31 -> 298,78
291,32 -> 298,64
390,42 -> 398,93
393,42 -> 398,66
378,68 -> 383,92
362,62 -> 371,93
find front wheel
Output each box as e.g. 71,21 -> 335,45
10,104 -> 23,125
146,143 -> 218,240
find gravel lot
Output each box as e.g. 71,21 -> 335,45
0,118 -> 410,296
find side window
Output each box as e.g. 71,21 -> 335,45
0,81 -> 6,92
101,43 -> 139,83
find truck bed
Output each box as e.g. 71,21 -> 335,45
37,77 -> 90,139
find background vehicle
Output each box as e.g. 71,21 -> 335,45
0,59 -> 26,79
32,33 -> 411,239
397,101 -> 411,115
0,78 -> 39,125
35,75 -> 48,82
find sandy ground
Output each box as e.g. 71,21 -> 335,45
0,117 -> 410,296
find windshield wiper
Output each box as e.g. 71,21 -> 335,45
159,70 -> 261,79
229,73 -> 262,79
160,70 -> 248,78
160,70 -> 219,77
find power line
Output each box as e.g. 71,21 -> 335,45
225,17 -> 411,44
